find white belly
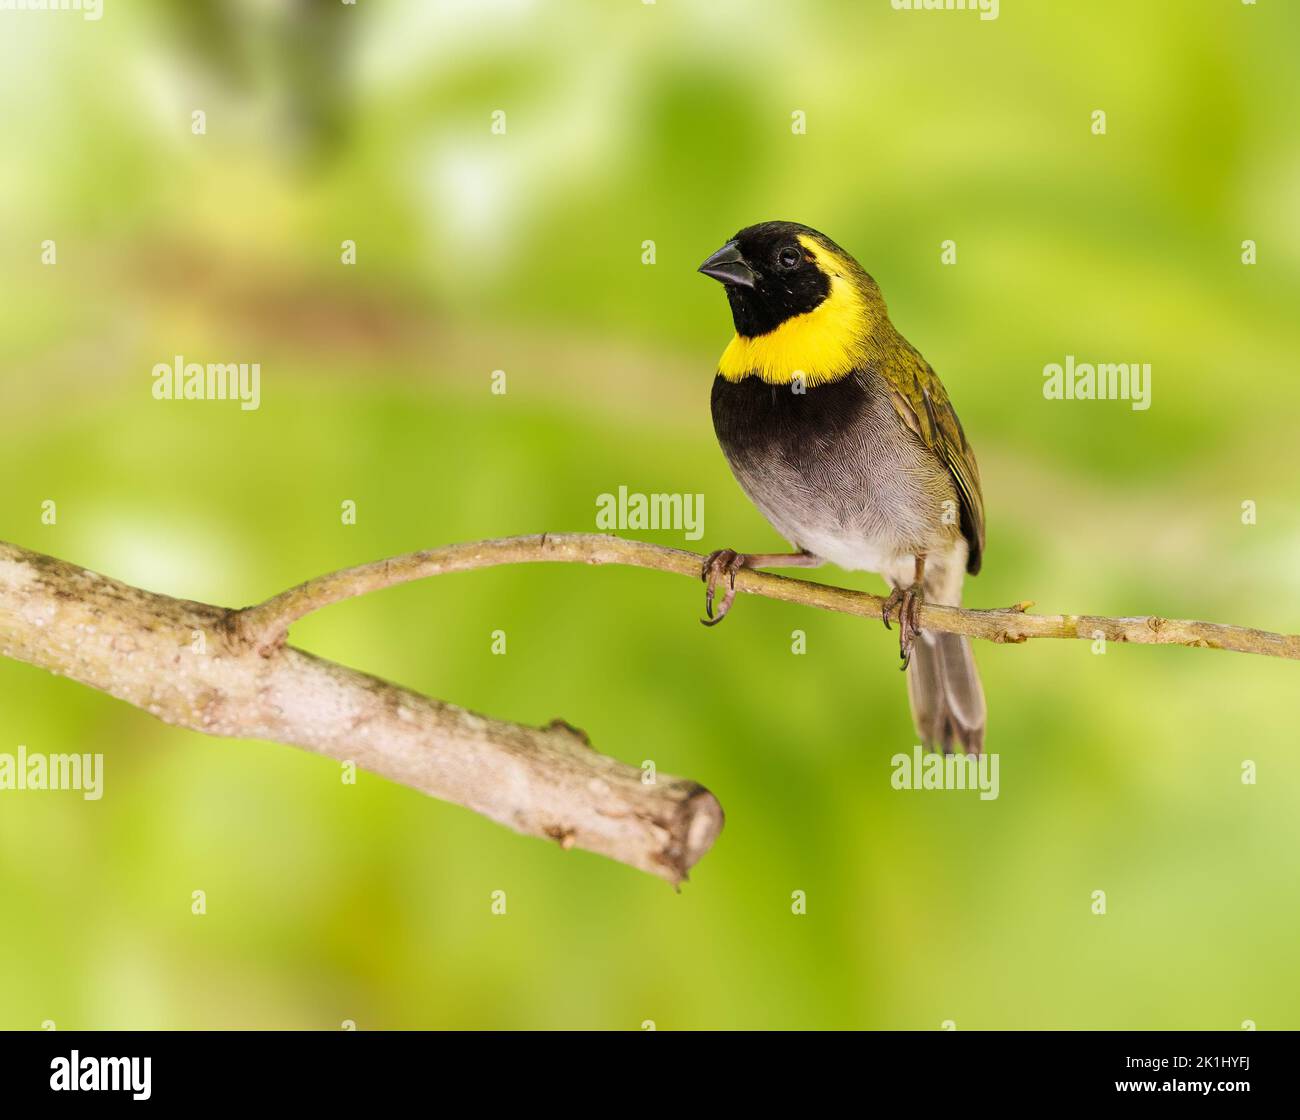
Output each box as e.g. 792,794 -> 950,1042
784,524 -> 896,576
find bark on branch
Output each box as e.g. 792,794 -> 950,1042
0,540 -> 723,885
1,532 -> 1294,890
238,532 -> 1300,661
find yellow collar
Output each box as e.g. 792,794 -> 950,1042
716,237 -> 872,386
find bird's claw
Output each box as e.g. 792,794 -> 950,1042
882,584 -> 925,669
701,549 -> 745,626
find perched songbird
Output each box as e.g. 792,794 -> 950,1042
698,220 -> 986,754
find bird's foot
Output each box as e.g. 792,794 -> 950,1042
881,583 -> 925,669
701,549 -> 748,626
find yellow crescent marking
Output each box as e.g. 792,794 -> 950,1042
716,236 -> 871,386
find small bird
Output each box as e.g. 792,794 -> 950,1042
698,220 -> 986,754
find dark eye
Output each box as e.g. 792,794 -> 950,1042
777,245 -> 802,270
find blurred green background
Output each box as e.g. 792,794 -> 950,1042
2,0 -> 1299,1030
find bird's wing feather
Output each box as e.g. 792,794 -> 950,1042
879,346 -> 985,574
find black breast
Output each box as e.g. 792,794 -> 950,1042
710,373 -> 869,471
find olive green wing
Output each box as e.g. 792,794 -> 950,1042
880,348 -> 985,575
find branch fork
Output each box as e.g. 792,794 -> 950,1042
2,532 -> 1295,885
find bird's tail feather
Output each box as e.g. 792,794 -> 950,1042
906,630 -> 986,755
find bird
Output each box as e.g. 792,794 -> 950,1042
697,220 -> 986,755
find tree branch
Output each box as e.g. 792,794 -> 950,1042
0,540 -> 723,886
237,532 -> 1300,661
2,531 -> 1294,891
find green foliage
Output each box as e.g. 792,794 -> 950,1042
1,0 -> 1297,1029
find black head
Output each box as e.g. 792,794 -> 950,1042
698,220 -> 837,337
